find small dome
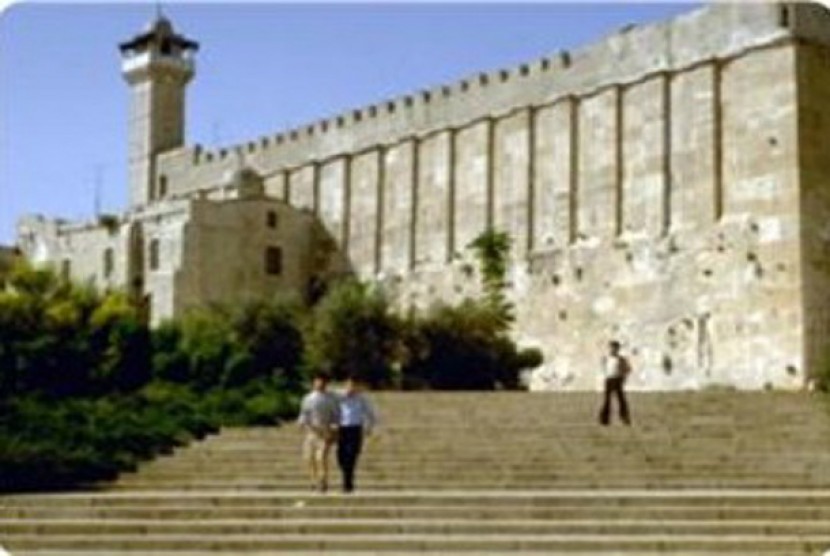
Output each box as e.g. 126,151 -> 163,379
222,166 -> 265,195
144,15 -> 174,36
223,166 -> 261,186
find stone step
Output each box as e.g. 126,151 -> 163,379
114,472 -> 828,484
107,479 -> 830,491
5,504 -> 830,521
4,392 -> 830,554
4,533 -> 830,552
8,552 -> 815,556
7,489 -> 830,504
4,517 -> 830,536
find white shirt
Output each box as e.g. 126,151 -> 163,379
602,354 -> 629,379
338,391 -> 377,432
297,390 -> 340,429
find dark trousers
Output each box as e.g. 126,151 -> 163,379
599,376 -> 631,425
337,425 -> 364,492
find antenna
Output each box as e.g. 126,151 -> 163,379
155,1 -> 164,19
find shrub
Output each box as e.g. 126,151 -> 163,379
0,265 -> 151,400
226,296 -> 305,388
304,279 -> 401,387
401,299 -> 541,390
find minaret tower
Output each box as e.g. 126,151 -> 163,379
119,13 -> 198,207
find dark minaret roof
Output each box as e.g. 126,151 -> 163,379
119,14 -> 199,54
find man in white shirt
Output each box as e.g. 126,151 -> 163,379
598,340 -> 632,426
297,372 -> 340,492
336,375 -> 377,493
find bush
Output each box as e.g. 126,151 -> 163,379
304,279 -> 401,387
0,264 -> 150,400
0,265 -> 304,493
152,296 -> 305,391
401,300 -> 541,390
226,296 -> 305,388
0,390 -> 216,492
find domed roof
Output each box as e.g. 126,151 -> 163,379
144,15 -> 174,36
222,165 -> 263,188
120,11 -> 199,54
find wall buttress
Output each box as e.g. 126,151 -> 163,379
375,147 -> 385,274
409,138 -> 419,270
662,72 -> 673,235
527,107 -> 537,255
569,96 -> 580,244
713,61 -> 725,221
342,155 -> 352,253
614,85 -> 624,237
447,129 -> 457,262
486,117 -> 495,230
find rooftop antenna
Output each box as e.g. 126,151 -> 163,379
155,1 -> 164,19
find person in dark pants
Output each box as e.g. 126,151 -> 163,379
336,375 -> 377,493
599,340 -> 632,426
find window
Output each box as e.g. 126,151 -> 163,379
103,248 -> 114,278
149,239 -> 160,271
266,210 -> 278,229
265,246 -> 283,276
159,175 -> 168,198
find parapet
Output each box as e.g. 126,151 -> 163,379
157,2 -> 824,192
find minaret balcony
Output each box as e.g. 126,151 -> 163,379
121,52 -> 195,81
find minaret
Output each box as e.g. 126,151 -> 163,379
119,13 -> 198,207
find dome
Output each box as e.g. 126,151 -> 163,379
144,15 -> 174,36
223,166 -> 262,187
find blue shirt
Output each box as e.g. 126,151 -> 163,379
338,391 -> 377,431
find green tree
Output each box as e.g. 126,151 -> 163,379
402,300 -> 525,390
225,295 -> 305,388
304,279 -> 401,387
0,263 -> 150,399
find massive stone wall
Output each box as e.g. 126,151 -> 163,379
798,34 -> 830,383
145,3 -> 830,389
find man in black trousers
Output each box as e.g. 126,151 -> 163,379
336,375 -> 377,493
599,340 -> 632,426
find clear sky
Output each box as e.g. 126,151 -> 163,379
0,2 -> 697,244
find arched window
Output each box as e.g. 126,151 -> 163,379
266,210 -> 278,229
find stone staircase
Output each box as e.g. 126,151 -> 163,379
2,391 -> 830,554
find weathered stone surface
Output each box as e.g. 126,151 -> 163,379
16,2 -> 830,389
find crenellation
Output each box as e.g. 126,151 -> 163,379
156,4 -> 806,200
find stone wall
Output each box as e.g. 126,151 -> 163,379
143,2 -> 830,390
17,215 -> 129,292
174,198 -> 316,320
798,36 -> 830,384
17,195 -> 318,325
19,3 -> 827,389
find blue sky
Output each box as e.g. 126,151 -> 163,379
0,2 -> 696,244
